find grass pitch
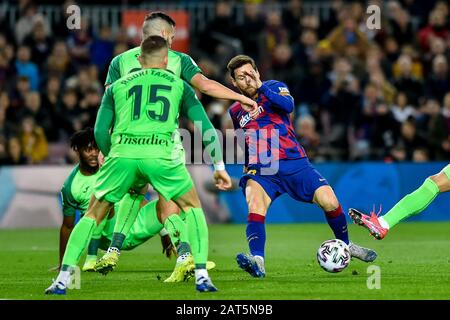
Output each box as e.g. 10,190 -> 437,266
1,223 -> 450,300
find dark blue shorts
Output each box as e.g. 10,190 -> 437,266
239,158 -> 329,203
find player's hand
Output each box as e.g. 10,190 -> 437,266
98,152 -> 105,167
214,170 -> 233,191
240,96 -> 258,113
243,69 -> 262,89
161,234 -> 177,259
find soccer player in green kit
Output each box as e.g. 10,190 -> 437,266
45,36 -> 230,294
349,165 -> 450,239
96,11 -> 257,282
56,128 -> 178,272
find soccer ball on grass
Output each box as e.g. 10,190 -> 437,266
316,239 -> 350,273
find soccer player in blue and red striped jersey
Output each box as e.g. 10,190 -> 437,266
227,55 -> 377,277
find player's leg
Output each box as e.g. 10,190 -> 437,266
104,187 -> 145,252
236,178 -> 272,278
282,158 -> 377,262
91,159 -> 144,274
82,214 -> 108,272
171,185 -> 217,292
350,164 -> 450,239
157,195 -> 196,283
45,196 -> 113,294
46,158 -> 138,294
313,186 -> 349,244
312,185 -> 377,262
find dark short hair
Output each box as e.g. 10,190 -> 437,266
227,55 -> 257,79
70,127 -> 97,151
141,35 -> 168,56
144,11 -> 176,27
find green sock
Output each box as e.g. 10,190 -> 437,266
164,214 -> 190,249
185,208 -> 208,268
62,216 -> 96,268
88,215 -> 107,255
111,193 -> 144,249
383,178 -> 440,228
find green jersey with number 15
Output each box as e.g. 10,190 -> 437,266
100,68 -> 202,159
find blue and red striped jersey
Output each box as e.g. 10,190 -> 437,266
229,80 -> 307,166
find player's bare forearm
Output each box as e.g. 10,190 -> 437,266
190,74 -> 257,110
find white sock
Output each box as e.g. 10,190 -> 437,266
56,270 -> 71,287
378,217 -> 390,229
107,247 -> 120,255
254,255 -> 264,263
176,252 -> 191,264
195,268 -> 208,283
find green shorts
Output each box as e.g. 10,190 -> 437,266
94,156 -> 193,203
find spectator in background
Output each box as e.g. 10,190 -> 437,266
200,1 -> 238,56
90,26 -> 114,73
15,1 -> 50,45
321,57 -> 361,159
47,41 -> 74,78
15,46 -> 40,91
20,116 -> 48,164
237,3 -> 265,63
0,47 -> 15,90
0,104 -> 16,163
390,8 -> 414,47
418,9 -> 448,53
4,136 -> 27,165
78,86 -> 101,129
391,91 -> 415,123
59,89 -> 81,137
292,28 -> 319,69
412,148 -> 430,162
9,76 -> 31,115
282,0 -> 303,43
20,92 -> 52,140
392,54 -> 423,106
65,66 -> 102,99
396,119 -> 427,160
66,17 -> 93,67
261,11 -> 289,63
296,115 -> 321,160
23,20 -> 53,71
327,15 -> 369,61
425,54 -> 449,103
267,44 -> 303,101
420,98 -> 448,160
442,92 -> 450,155
40,76 -> 62,141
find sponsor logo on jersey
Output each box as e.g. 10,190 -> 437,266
117,133 -> 170,147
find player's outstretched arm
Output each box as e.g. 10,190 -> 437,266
94,87 -> 115,156
190,73 -> 258,112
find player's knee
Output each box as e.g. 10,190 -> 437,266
247,197 -> 265,214
429,173 -> 450,192
319,195 -> 340,212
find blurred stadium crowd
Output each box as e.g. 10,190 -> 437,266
0,0 -> 449,165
